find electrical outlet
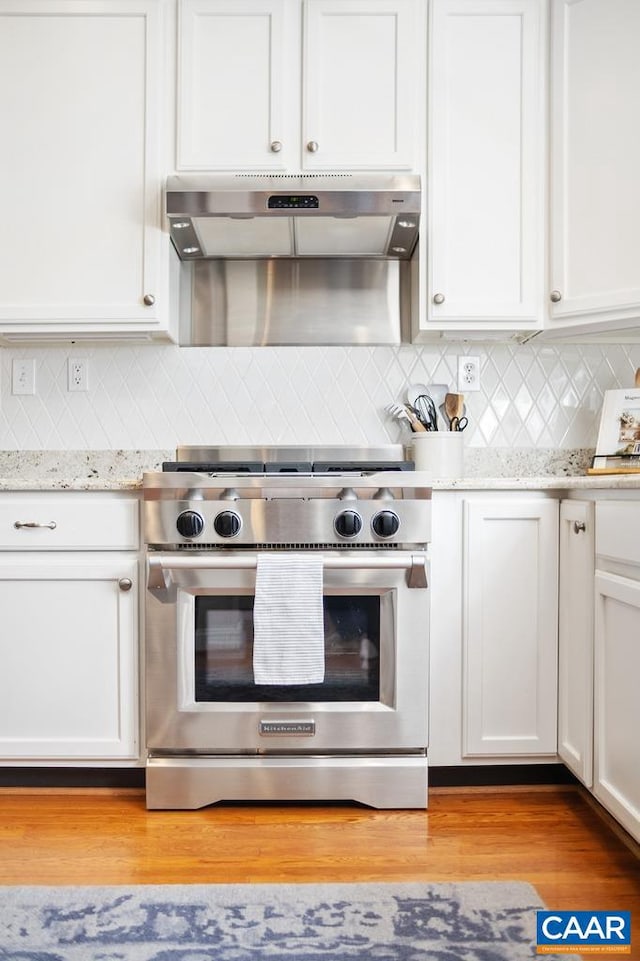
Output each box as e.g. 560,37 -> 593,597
457,355 -> 481,392
68,358 -> 89,392
12,358 -> 36,395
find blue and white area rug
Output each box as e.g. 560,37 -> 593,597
0,881 -> 579,960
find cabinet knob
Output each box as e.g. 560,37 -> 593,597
306,140 -> 319,153
433,293 -> 445,305
270,140 -> 283,153
143,293 -> 155,306
118,577 -> 133,591
573,521 -> 586,534
550,290 -> 562,303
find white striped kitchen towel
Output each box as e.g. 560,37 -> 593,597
253,553 -> 325,685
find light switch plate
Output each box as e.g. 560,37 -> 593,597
12,359 -> 36,395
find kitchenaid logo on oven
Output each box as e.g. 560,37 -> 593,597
259,720 -> 316,736
536,911 -> 631,954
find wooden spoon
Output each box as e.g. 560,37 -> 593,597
635,367 -> 640,388
405,405 -> 427,432
444,392 -> 465,425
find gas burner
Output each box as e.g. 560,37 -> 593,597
162,444 -> 414,475
162,460 -> 414,474
163,461 -> 266,474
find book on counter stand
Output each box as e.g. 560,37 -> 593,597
588,385 -> 640,475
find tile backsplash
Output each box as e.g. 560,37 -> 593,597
0,342 -> 638,451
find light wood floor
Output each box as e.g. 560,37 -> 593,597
1,786 -> 639,958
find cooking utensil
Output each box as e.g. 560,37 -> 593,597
449,415 -> 468,432
426,384 -> 449,409
414,393 -> 439,430
406,383 -> 429,407
404,406 -> 428,433
385,402 -> 427,432
385,402 -> 411,427
407,383 -> 449,410
635,367 -> 640,387
444,392 -> 465,426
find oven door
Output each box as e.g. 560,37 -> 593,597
145,550 -> 429,755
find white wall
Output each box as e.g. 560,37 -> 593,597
1,341 -> 638,450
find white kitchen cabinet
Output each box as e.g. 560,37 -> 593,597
463,496 -> 558,756
428,491 -> 560,766
0,493 -> 140,762
177,0 -> 423,172
422,0 -> 546,335
0,496 -> 139,552
177,0 -> 293,170
302,0 -> 421,170
558,499 -> 594,787
592,501 -> 640,843
546,0 -> 640,339
0,0 -> 173,342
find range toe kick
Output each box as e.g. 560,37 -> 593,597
145,755 -> 428,810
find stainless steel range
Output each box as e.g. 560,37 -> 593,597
143,446 -> 431,810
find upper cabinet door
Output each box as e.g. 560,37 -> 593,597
548,0 -> 640,334
177,0 -> 423,172
177,0 -> 295,170
302,0 -> 421,170
426,0 -> 545,331
0,0 -> 170,339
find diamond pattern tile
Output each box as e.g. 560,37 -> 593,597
1,342 -> 639,450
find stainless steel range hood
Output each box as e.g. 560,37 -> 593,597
166,173 -> 420,261
168,173 -> 422,347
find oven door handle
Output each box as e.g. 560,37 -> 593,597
146,552 -> 428,590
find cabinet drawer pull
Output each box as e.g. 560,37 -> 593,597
573,521 -> 586,534
270,140 -> 283,153
433,292 -> 445,305
14,520 -> 57,530
550,289 -> 562,303
118,578 -> 133,592
306,140 -> 319,153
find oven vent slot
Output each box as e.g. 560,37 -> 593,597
171,541 -> 402,551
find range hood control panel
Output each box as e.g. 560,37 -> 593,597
268,195 -> 319,209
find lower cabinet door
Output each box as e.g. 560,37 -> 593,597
593,570 -> 640,844
0,554 -> 138,760
463,497 -> 559,755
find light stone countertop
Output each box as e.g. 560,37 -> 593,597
428,475 -> 640,491
0,448 -> 639,492
0,450 -> 171,491
428,447 -> 640,491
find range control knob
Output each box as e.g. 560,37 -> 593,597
176,510 -> 204,539
372,510 -> 400,538
214,510 -> 242,538
334,510 -> 362,538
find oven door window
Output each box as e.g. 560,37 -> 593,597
194,595 -> 381,702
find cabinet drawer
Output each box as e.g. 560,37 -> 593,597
596,502 -> 640,567
0,494 -> 139,550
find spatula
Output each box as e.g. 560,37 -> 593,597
406,383 -> 449,410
